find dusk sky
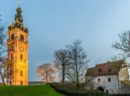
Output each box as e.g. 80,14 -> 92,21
1,0 -> 130,81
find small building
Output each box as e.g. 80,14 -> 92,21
29,81 -> 44,85
85,60 -> 130,94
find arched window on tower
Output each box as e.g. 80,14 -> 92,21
10,69 -> 12,75
20,54 -> 23,61
20,71 -> 23,76
20,35 -> 24,42
10,54 -> 13,62
11,34 -> 14,40
21,81 -> 23,85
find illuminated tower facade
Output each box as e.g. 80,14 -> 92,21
7,6 -> 29,85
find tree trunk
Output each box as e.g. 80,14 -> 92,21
76,64 -> 79,89
62,64 -> 65,83
46,72 -> 48,83
2,76 -> 5,85
0,73 -> 5,85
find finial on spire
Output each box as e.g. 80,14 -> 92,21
18,0 -> 21,7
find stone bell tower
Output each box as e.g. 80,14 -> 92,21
7,5 -> 29,85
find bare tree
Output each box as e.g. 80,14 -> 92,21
0,14 -> 6,54
0,14 -> 7,84
0,57 -> 7,84
110,55 -> 125,62
54,49 -> 69,83
36,63 -> 56,83
112,31 -> 130,58
66,40 -> 89,89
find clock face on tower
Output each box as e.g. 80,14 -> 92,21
19,46 -> 24,52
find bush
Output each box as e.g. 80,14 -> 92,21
109,95 -> 130,96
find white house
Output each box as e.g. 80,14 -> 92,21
85,60 -> 130,94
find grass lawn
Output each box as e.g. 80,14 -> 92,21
0,84 -> 63,96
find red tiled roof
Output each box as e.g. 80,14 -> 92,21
86,60 -> 125,76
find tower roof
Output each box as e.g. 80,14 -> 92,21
15,7 -> 23,23
8,7 -> 28,33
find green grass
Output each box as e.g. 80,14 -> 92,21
122,80 -> 130,86
0,84 -> 63,96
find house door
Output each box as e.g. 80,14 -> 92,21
97,86 -> 104,92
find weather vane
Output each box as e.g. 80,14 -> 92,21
18,0 -> 21,7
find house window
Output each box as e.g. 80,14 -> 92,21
20,54 -> 23,61
108,78 -> 111,82
20,35 -> 24,42
98,78 -> 100,82
11,34 -> 14,40
10,81 -> 12,85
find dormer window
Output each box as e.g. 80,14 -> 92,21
99,69 -> 102,73
108,69 -> 111,72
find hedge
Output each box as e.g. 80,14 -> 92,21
50,83 -> 109,96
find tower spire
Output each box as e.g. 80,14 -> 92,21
18,0 -> 21,7
8,0 -> 28,33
